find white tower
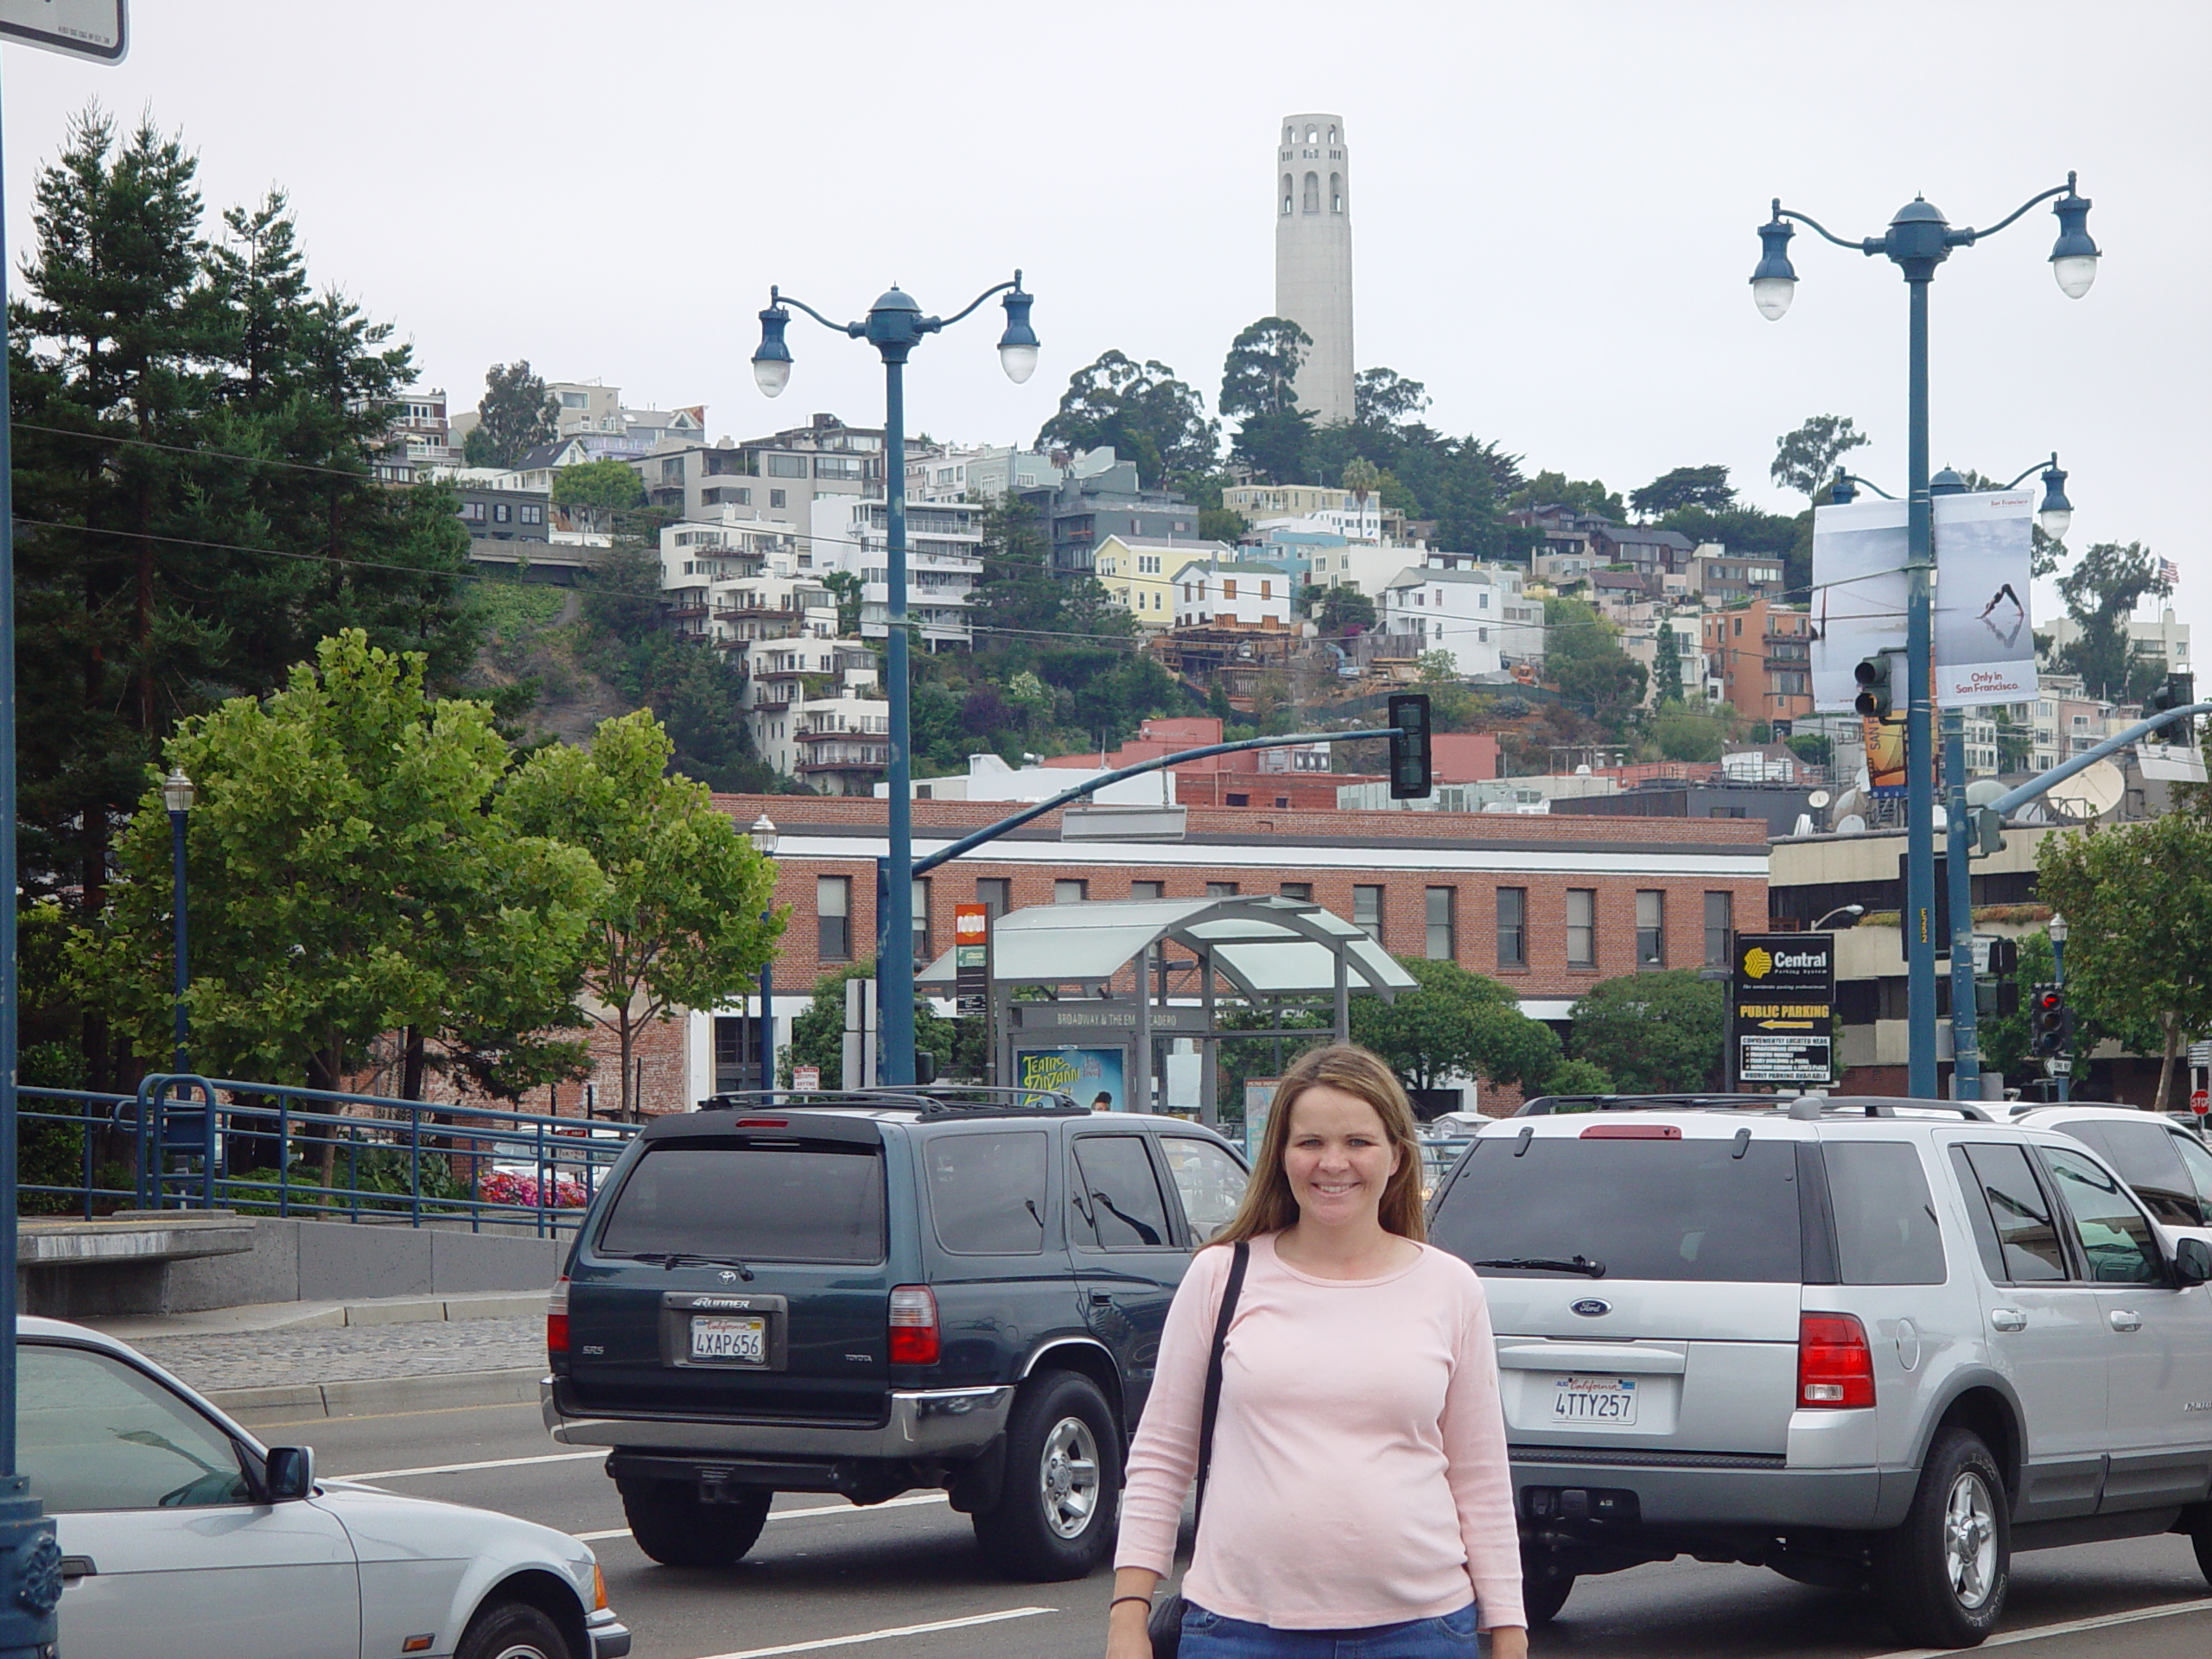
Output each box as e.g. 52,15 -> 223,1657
1274,113 -> 1355,425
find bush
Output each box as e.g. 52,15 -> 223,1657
1541,1058 -> 1616,1096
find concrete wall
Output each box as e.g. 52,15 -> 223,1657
22,1217 -> 566,1319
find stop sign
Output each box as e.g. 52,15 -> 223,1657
2192,1089 -> 2209,1116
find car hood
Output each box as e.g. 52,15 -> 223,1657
314,1479 -> 594,1576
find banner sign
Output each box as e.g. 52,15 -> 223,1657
953,903 -> 989,1018
1015,1046 -> 1126,1112
0,1 -> 127,62
1731,932 -> 1835,1086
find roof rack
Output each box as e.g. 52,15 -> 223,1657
695,1087 -> 1087,1121
1784,1095 -> 1993,1122
1514,1093 -> 1776,1117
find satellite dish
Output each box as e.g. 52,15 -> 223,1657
1808,789 -> 1833,809
1965,779 -> 2006,807
2047,759 -> 2125,822
1833,788 -> 1862,822
1792,813 -> 1816,837
1853,767 -> 1871,791
1933,804 -> 1948,831
1837,814 -> 1869,835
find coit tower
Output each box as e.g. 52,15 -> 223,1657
1274,113 -> 1355,425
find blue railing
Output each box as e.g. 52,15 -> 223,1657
17,1075 -> 639,1238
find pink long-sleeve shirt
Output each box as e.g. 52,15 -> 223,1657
1115,1231 -> 1525,1630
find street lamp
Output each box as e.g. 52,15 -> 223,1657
2046,911 -> 2071,1103
1752,174 -> 2098,1100
748,815 -> 779,1091
1813,904 -> 1866,931
750,272 -> 1037,1086
162,768 -> 196,1073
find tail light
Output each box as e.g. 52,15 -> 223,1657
547,1278 -> 570,1374
888,1285 -> 940,1365
1798,1312 -> 1874,1408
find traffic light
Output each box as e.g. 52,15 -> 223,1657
1389,692 -> 1433,800
2148,672 -> 2196,715
2030,984 -> 2075,1057
1853,653 -> 1897,720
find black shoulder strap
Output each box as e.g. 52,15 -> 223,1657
1191,1239 -> 1249,1535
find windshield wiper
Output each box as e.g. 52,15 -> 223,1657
1471,1255 -> 1607,1278
631,1251 -> 755,1279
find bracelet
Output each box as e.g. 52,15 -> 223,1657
1109,1595 -> 1154,1611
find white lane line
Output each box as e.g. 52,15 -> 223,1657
340,1450 -> 603,1481
690,1606 -> 1055,1659
1866,1595 -> 2212,1659
575,1490 -> 950,1543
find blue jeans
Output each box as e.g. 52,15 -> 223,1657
1179,1601 -> 1480,1657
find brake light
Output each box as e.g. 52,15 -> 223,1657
547,1278 -> 570,1370
734,1118 -> 788,1128
1580,1124 -> 1682,1140
1798,1312 -> 1874,1408
888,1285 -> 940,1365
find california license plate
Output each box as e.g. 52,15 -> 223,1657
690,1314 -> 767,1364
1553,1374 -> 1638,1424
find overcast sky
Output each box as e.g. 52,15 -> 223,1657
4,1 -> 2207,660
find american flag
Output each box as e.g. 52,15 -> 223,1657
2160,556 -> 2181,589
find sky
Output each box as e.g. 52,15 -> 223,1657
3,0 -> 2207,661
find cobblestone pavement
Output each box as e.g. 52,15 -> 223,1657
134,1317 -> 543,1393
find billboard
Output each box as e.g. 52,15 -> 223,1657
1730,932 -> 1835,1087
1809,491 -> 2037,713
1014,1046 -> 1127,1111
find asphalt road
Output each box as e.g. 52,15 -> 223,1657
282,1399 -> 2212,1659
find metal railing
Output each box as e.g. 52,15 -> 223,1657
17,1074 -> 639,1237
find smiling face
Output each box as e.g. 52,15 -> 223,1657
1281,1083 -> 1402,1230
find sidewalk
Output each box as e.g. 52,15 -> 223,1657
84,1290 -> 550,1424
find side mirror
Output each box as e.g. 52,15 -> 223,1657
2175,1236 -> 2212,1288
263,1445 -> 315,1502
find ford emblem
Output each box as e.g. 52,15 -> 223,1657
1570,1298 -> 1611,1318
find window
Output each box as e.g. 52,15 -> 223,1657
926,1132 -> 1048,1255
714,1014 -> 764,1093
2044,1145 -> 2164,1284
1224,580 -> 1237,600
1302,170 -> 1319,213
1207,881 -> 1240,898
1952,1144 -> 2067,1283
1354,885 -> 1385,945
1826,1143 -> 1947,1284
1160,1135 -> 1249,1244
1070,1136 -> 1173,1249
977,877 -> 1011,921
2053,1121 -> 2209,1227
912,876 -> 931,965
1281,173 -> 1294,215
18,1344 -> 252,1511
1426,886 -> 1457,961
602,1144 -> 886,1264
817,875 -> 852,960
459,500 -> 486,523
766,453 -> 808,477
520,504 -> 544,525
1704,892 -> 1733,967
1131,880 -> 1165,900
1636,890 -> 1666,967
768,488 -> 787,509
1494,887 -> 1524,969
1566,889 -> 1596,969
1280,882 -> 1313,901
1331,173 -> 1344,213
1054,879 -> 1088,904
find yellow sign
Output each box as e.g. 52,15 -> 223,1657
1742,946 -> 1774,979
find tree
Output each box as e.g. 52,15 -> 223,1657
1631,465 -> 1735,518
2037,814 -> 2212,1110
1353,368 -> 1430,427
476,361 -> 558,467
65,632 -> 604,1105
499,710 -> 783,1119
1543,597 -> 1647,723
823,570 -> 864,638
1770,414 -> 1870,500
1342,455 -> 1382,505
1036,351 -> 1217,483
787,960 -> 963,1084
1655,618 -> 1686,706
1312,585 -> 1376,636
1650,705 -> 1734,763
1223,318 -> 1315,484
2053,540 -> 2174,702
552,458 -> 644,536
1508,472 -> 1624,522
1349,957 -> 1560,1092
1570,971 -> 1726,1093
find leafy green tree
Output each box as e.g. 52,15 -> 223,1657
1036,351 -> 1217,483
2053,541 -> 2175,702
65,632 -> 604,1105
552,458 -> 644,536
500,710 -> 783,1119
823,570 -> 864,637
1352,368 -> 1431,426
1770,414 -> 1870,500
1651,706 -> 1733,763
1509,472 -> 1624,522
475,359 -> 558,467
1655,619 -> 1686,706
462,425 -> 499,467
1341,455 -> 1382,504
1785,732 -> 1834,770
787,960 -> 963,1084
1570,970 -> 1726,1093
1543,597 -> 1647,722
2037,815 -> 2212,1109
1631,465 -> 1735,518
1542,1058 -> 1615,1096
1312,585 -> 1376,635
1223,318 -> 1315,484
1349,957 -> 1560,1092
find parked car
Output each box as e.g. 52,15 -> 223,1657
2005,1102 -> 2212,1226
1427,1096 -> 2212,1648
541,1088 -> 1250,1581
18,1316 -> 628,1659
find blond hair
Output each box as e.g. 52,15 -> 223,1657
1213,1043 -> 1427,1246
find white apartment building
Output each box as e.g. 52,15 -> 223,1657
905,443 -> 1065,502
2040,607 -> 2191,680
1377,564 -> 1544,677
1172,559 -> 1295,629
809,497 -> 982,648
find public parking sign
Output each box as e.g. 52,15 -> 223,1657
0,1 -> 127,62
1732,932 -> 1836,1085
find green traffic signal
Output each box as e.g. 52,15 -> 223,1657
1389,693 -> 1433,800
1853,653 -> 1897,720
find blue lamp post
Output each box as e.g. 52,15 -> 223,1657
1753,175 -> 2098,1099
749,814 -> 779,1090
750,273 -> 1037,1086
164,767 -> 196,1072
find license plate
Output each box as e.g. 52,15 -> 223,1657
690,1315 -> 767,1364
1552,1374 -> 1638,1424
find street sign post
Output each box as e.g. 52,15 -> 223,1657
0,0 -> 126,61
1731,932 -> 1837,1088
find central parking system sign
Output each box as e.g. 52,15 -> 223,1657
1731,932 -> 1836,1086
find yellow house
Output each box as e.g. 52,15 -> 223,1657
1096,535 -> 1227,630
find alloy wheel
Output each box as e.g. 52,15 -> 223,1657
1039,1414 -> 1101,1539
1943,1469 -> 1998,1609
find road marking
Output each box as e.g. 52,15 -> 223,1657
689,1606 -> 1055,1659
340,1450 -> 603,1481
575,1491 -> 950,1543
1866,1595 -> 2212,1659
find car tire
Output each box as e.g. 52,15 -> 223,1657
1869,1427 -> 2010,1649
619,1475 -> 772,1568
456,1599 -> 574,1659
973,1369 -> 1121,1581
1521,1567 -> 1574,1627
2190,1509 -> 2212,1588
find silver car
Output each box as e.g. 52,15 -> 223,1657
1427,1097 -> 2212,1649
16,1316 -> 631,1659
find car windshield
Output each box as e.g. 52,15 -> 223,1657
600,1143 -> 887,1264
1432,1135 -> 1803,1282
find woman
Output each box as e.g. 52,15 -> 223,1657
1106,1044 -> 1526,1659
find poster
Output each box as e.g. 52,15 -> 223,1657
1730,932 -> 1835,1086
1809,491 -> 2037,713
1863,715 -> 1907,798
1016,1046 -> 1127,1111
